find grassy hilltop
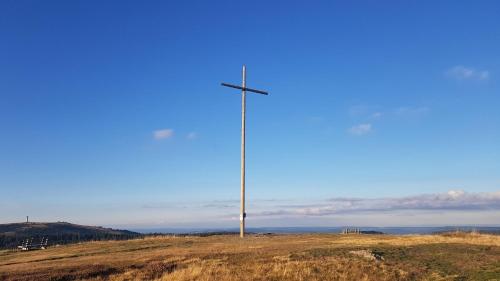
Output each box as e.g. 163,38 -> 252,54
0,222 -> 141,249
0,232 -> 499,281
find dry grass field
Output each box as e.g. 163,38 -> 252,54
0,232 -> 499,281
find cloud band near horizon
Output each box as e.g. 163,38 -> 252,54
249,190 -> 500,218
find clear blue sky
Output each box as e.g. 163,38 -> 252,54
1,1 -> 499,228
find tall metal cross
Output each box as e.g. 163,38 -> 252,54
221,65 -> 268,238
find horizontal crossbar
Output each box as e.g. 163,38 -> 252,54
221,83 -> 269,95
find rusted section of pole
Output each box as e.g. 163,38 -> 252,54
240,65 -> 246,238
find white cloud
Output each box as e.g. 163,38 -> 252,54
186,132 -> 197,140
251,190 -> 500,218
446,65 -> 490,81
153,129 -> 174,140
348,123 -> 372,135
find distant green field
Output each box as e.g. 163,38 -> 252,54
0,232 -> 499,281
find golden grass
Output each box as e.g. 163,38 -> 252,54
0,233 -> 499,281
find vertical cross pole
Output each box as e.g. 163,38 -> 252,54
221,65 -> 268,238
240,65 -> 246,238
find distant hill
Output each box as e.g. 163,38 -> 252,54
0,222 -> 142,249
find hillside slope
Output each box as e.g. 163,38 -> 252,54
0,222 -> 141,249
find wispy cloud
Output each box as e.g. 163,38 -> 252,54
446,65 -> 490,81
202,203 -> 236,209
394,106 -> 430,117
251,190 -> 500,218
307,116 -> 324,123
153,129 -> 174,140
349,105 -> 429,120
348,105 -> 376,117
142,202 -> 186,209
127,191 -> 500,226
141,199 -> 270,210
186,132 -> 197,140
348,123 -> 372,136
